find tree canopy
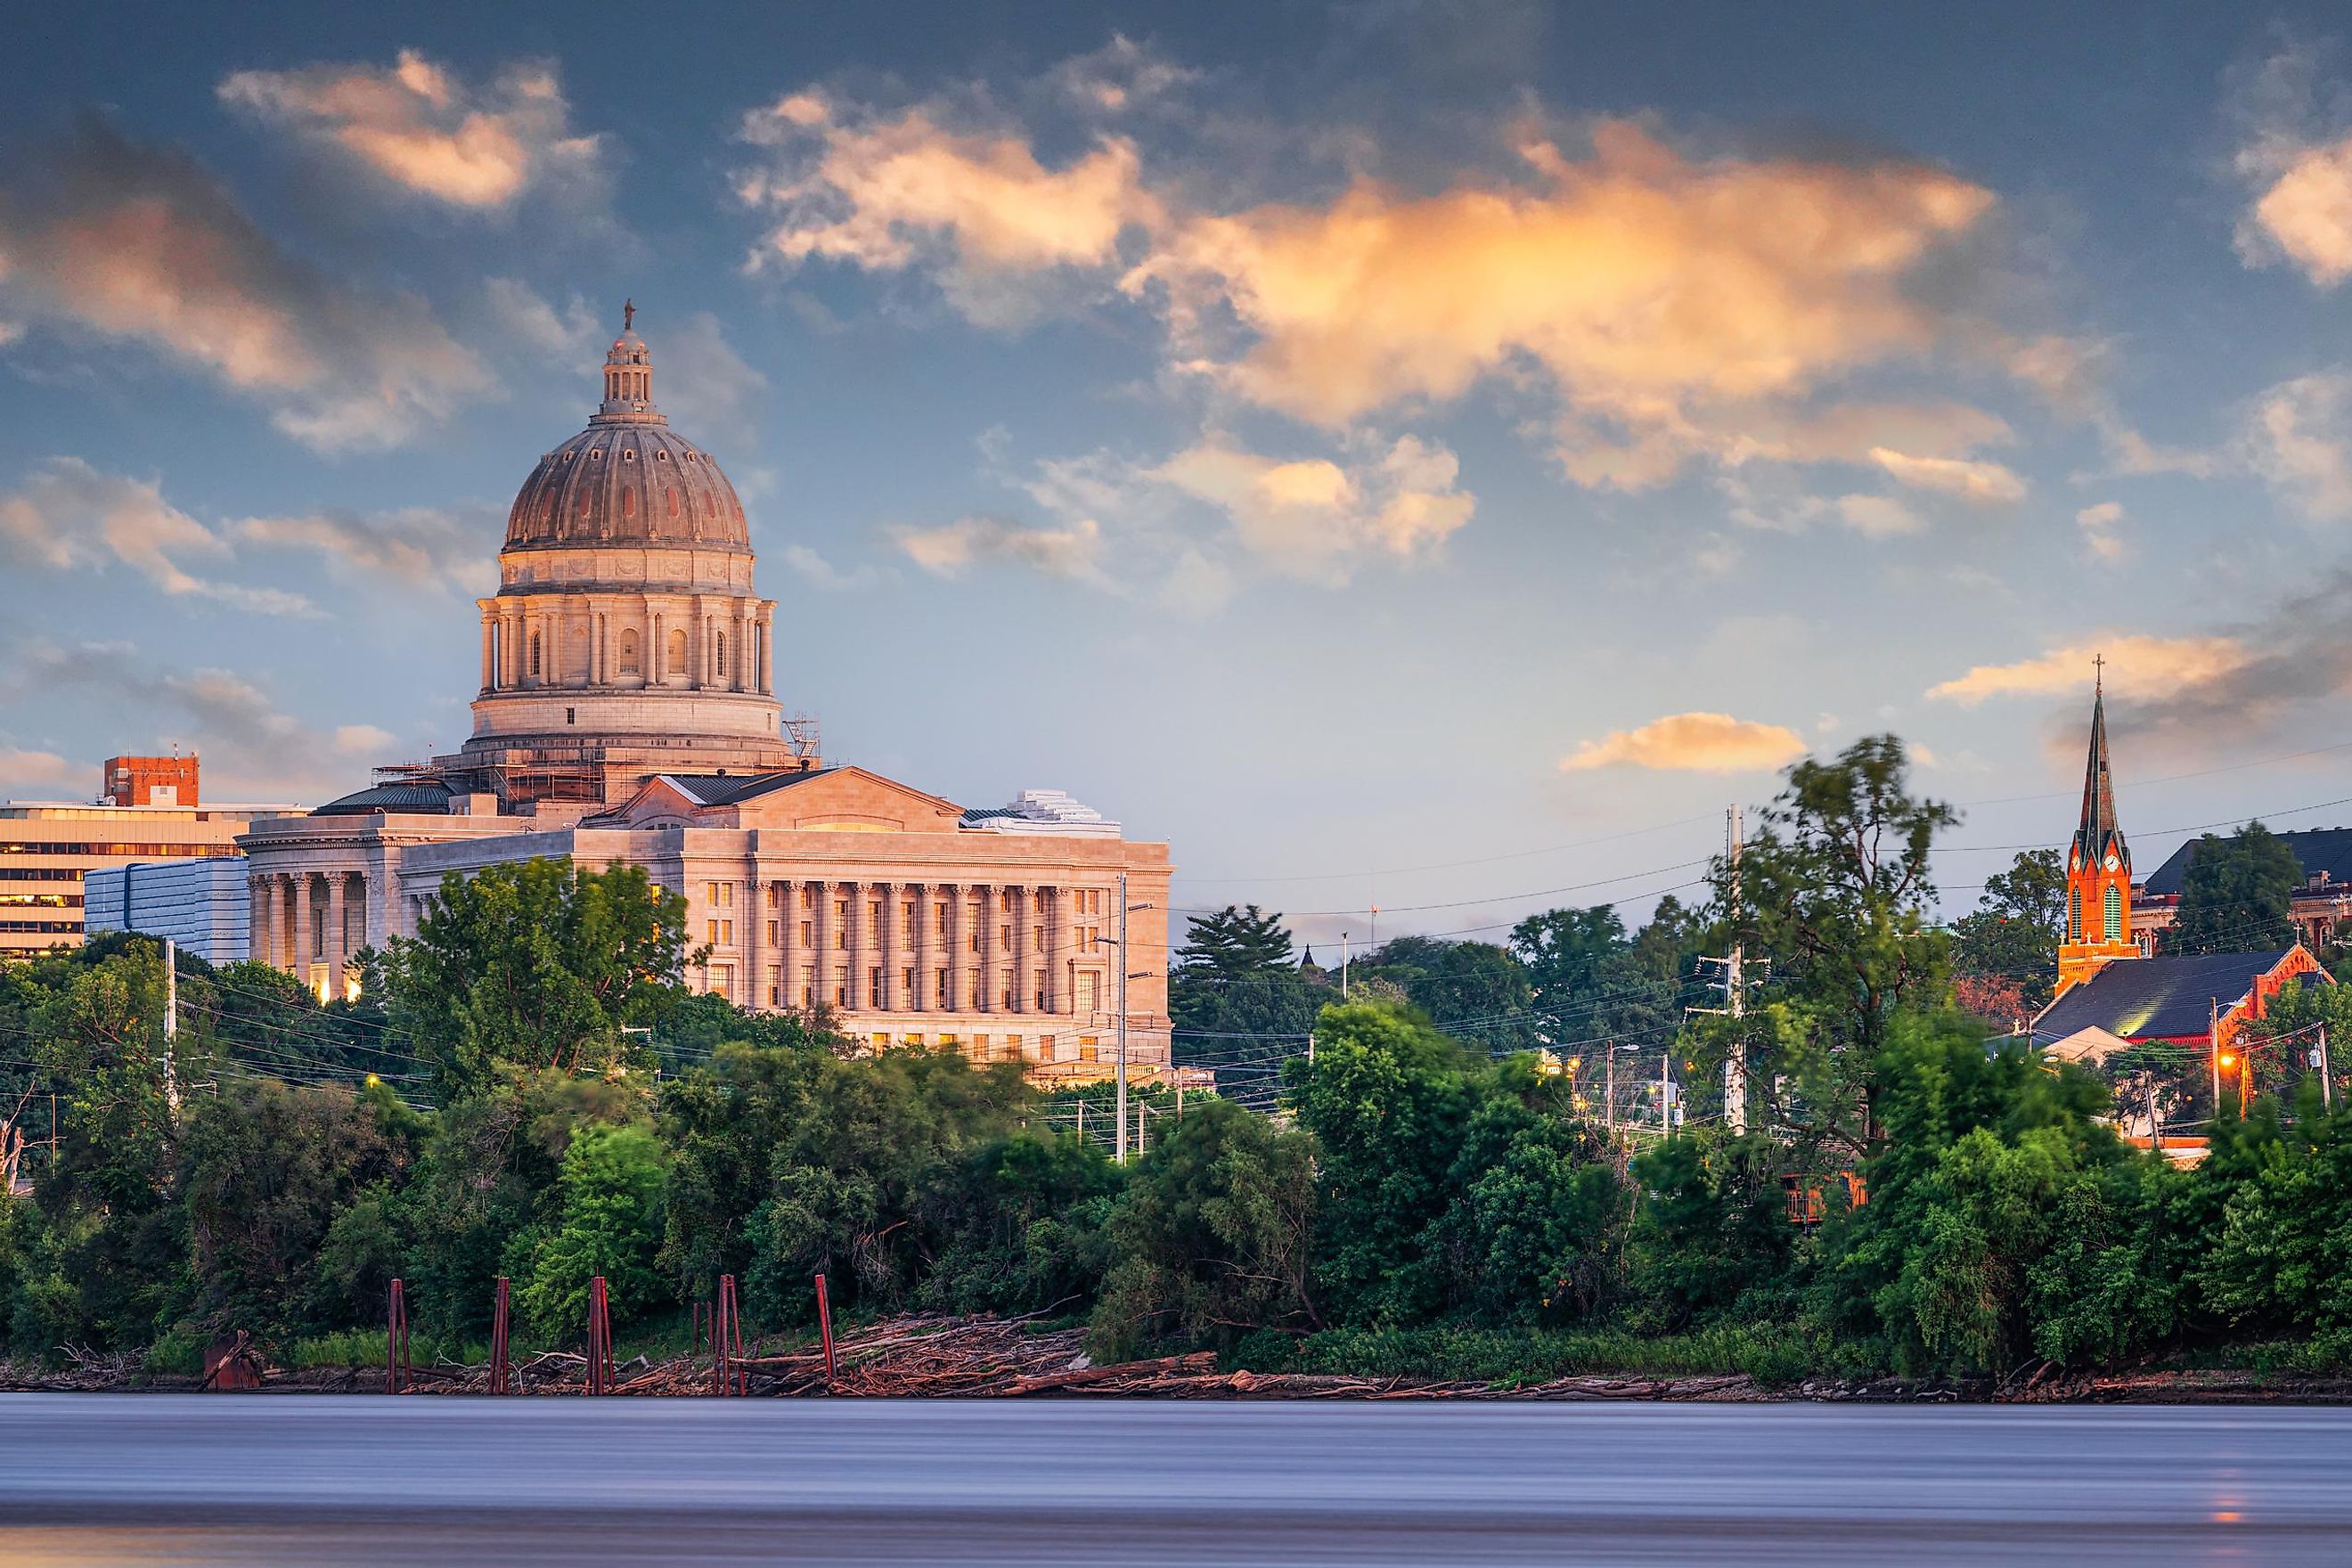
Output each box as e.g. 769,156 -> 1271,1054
2170,822 -> 2300,955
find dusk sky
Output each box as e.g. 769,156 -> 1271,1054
8,1 -> 2352,947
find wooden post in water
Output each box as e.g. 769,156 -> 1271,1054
814,1272 -> 837,1388
387,1278 -> 411,1395
489,1276 -> 511,1395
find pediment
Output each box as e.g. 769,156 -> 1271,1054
735,766 -> 966,833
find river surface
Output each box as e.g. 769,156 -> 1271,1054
1,1395 -> 2348,1565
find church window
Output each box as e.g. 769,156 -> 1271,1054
667,628 -> 688,674
621,489 -> 636,520
617,629 -> 640,674
2103,884 -> 2122,942
2069,888 -> 2082,943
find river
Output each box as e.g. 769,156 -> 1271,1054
0,1395 -> 2346,1564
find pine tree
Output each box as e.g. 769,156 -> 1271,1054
1176,904 -> 1298,976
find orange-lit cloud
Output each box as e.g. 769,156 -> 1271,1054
0,119 -> 490,448
2242,371 -> 2352,519
1151,434 -> 1474,578
1868,446 -> 2028,503
1926,635 -> 2255,705
743,79 -> 2002,482
219,51 -> 604,210
2244,135 -> 2352,285
740,94 -> 1156,324
2077,501 -> 2127,562
1562,711 -> 1809,772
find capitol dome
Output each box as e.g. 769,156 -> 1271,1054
502,311 -> 750,552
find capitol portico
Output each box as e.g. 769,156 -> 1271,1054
236,310 -> 1172,1078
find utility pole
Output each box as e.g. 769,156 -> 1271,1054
2146,1072 -> 2163,1155
2322,1024 -> 2335,1111
162,937 -> 181,1117
1724,806 -> 1745,1135
1340,933 -> 1350,1000
2209,998 -> 2222,1121
1660,1049 -> 1675,1133
1605,1039 -> 1616,1136
1115,870 -> 1130,1165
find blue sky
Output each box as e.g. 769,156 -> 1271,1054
6,1 -> 2352,948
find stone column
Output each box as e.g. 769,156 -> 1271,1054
808,879 -> 830,1010
688,598 -> 705,690
772,878 -> 792,1009
266,874 -> 287,970
843,880 -> 864,1013
479,603 -> 497,691
1047,886 -> 1069,1017
973,884 -> 994,1012
1009,886 -> 1030,1014
290,874 -> 314,995
943,884 -> 965,1014
878,883 -> 898,1012
909,884 -> 931,1013
325,872 -> 348,1000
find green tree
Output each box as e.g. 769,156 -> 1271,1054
383,858 -> 694,1094
1282,1000 -> 1485,1322
1736,736 -> 1957,1161
2170,822 -> 2300,955
519,1122 -> 669,1337
1352,936 -> 1535,1050
1627,1130 -> 1795,1330
1952,849 -> 2065,1012
1089,1098 -> 1319,1360
1433,1092 -> 1621,1324
178,1080 -> 406,1337
1168,904 -> 1327,1041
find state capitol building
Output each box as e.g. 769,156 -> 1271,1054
233,311 -> 1173,1081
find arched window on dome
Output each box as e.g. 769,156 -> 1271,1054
529,633 -> 543,680
715,631 -> 727,683
621,488 -> 636,521
578,489 -> 592,518
617,629 -> 641,676
667,628 -> 688,676
705,494 -> 716,519
666,489 -> 679,520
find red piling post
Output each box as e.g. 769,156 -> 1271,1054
387,1278 -> 411,1395
814,1271 -> 837,1388
713,1275 -> 745,1396
586,1275 -> 613,1396
489,1276 -> 511,1396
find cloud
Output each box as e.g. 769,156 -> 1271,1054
744,69 -> 2003,479
739,93 -> 1156,325
0,457 -> 317,615
1131,123 -> 1992,485
2077,500 -> 2127,562
1150,433 -> 1474,578
0,747 -> 80,795
2231,41 -> 2352,287
1833,494 -> 1924,537
218,50 -> 606,211
1925,634 -> 2256,705
1561,711 -> 1809,772
652,311 -> 767,449
233,504 -> 494,593
894,514 -> 1107,581
486,276 -> 598,358
2242,370 -> 2352,519
780,543 -> 880,591
13,639 -> 392,797
0,118 -> 492,448
1867,446 -> 2028,503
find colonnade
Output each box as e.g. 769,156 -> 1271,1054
478,594 -> 775,695
730,879 -> 1106,1023
247,869 -> 370,1001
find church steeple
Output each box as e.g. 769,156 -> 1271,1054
2056,662 -> 2140,995
2070,663 -> 2128,878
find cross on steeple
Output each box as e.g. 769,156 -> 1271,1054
2093,652 -> 2104,693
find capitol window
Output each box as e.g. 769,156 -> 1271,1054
529,633 -> 542,677
667,628 -> 688,674
617,629 -> 640,674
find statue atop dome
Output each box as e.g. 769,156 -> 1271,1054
623,298 -> 635,331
